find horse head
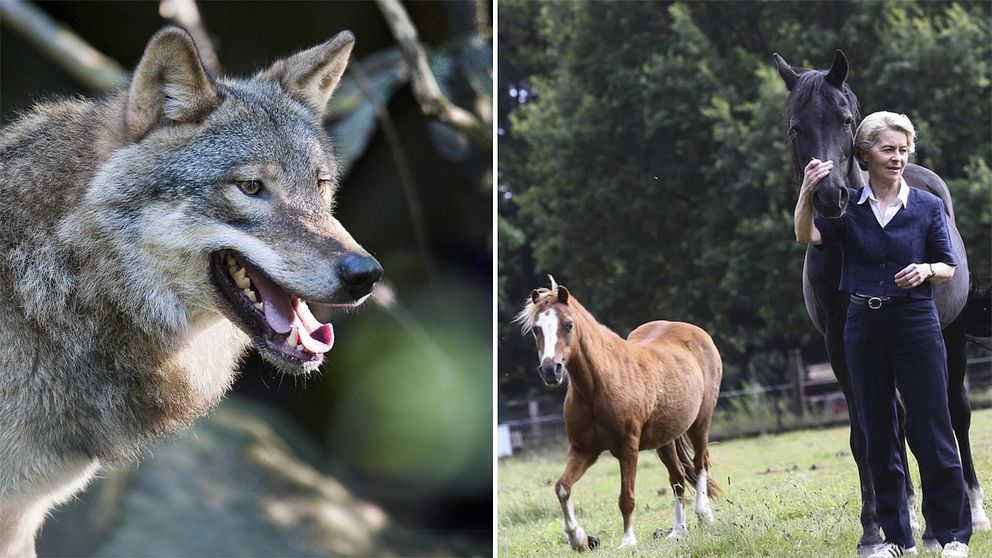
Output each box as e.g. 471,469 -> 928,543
774,50 -> 861,219
516,277 -> 576,388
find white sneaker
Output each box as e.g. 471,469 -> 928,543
941,541 -> 968,558
867,543 -> 918,557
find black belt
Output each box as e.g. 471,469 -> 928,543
850,294 -> 913,310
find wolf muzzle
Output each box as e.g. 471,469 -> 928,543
339,254 -> 383,300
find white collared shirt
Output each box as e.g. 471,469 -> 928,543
858,179 -> 910,228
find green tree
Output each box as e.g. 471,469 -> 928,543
499,0 -> 992,397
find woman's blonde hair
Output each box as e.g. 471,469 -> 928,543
853,111 -> 916,171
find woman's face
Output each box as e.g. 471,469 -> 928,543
865,128 -> 910,184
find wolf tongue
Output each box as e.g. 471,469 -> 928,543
294,300 -> 334,353
242,266 -> 294,334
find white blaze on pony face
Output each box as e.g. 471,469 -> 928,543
533,306 -> 572,387
536,309 -> 559,361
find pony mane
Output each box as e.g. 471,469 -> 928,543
785,68 -> 861,183
514,275 -> 560,334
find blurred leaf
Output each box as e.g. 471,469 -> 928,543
327,48 -> 409,120
424,49 -> 472,160
427,120 -> 471,161
330,102 -> 376,177
326,48 -> 410,175
458,34 -> 493,103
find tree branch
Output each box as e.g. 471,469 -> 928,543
349,61 -> 439,289
0,0 -> 127,92
374,0 -> 491,149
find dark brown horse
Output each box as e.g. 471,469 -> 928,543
773,50 -> 990,553
516,277 -> 723,550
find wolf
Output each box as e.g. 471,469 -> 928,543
0,26 -> 382,555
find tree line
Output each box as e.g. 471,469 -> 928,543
498,0 -> 991,400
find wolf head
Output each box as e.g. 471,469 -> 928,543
72,27 -> 382,375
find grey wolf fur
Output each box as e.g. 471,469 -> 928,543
0,27 -> 382,555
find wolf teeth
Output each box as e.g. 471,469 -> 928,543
225,255 -> 236,266
235,275 -> 250,289
287,325 -> 299,348
244,288 -> 257,303
254,302 -> 264,313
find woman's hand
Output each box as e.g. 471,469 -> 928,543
894,263 -> 931,289
800,158 -> 834,194
794,158 -> 833,244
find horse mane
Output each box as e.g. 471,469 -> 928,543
785,68 -> 861,184
514,276 -> 611,341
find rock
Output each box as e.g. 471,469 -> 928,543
38,397 -> 451,557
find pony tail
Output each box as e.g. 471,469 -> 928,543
675,435 -> 724,498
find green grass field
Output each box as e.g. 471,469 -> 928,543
498,409 -> 992,557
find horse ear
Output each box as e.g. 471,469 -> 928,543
531,290 -> 541,304
772,52 -> 798,91
557,286 -> 570,304
826,50 -> 849,88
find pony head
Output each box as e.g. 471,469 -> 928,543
774,50 -> 861,220
515,275 -> 575,388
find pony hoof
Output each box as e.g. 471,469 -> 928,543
586,535 -> 600,550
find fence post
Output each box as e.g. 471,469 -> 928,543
528,399 -> 540,442
788,349 -> 806,419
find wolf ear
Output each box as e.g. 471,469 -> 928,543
126,27 -> 218,140
772,52 -> 798,91
258,31 -> 355,117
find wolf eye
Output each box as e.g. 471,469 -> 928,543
237,180 -> 263,196
317,179 -> 332,195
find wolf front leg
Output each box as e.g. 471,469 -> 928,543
0,505 -> 46,558
555,446 -> 599,551
0,459 -> 99,558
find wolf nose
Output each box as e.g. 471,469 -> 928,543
339,254 -> 383,299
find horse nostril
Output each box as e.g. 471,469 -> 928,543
339,254 -> 383,299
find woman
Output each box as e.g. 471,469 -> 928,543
794,112 -> 971,558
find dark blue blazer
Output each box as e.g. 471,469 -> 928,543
815,186 -> 955,299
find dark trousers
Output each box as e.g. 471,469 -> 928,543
844,298 -> 971,547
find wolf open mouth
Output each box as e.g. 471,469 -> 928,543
210,250 -> 333,372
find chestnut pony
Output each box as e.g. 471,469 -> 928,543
516,277 -> 723,550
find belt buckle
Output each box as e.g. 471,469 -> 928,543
868,297 -> 883,310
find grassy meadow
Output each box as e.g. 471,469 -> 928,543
498,408 -> 992,557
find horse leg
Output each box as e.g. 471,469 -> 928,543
687,421 -> 714,525
617,444 -> 639,548
825,329 -> 884,553
944,320 -> 990,531
555,446 -> 600,551
656,442 -> 689,540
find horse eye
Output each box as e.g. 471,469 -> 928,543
564,321 -> 574,332
237,180 -> 263,196
844,117 -> 854,127
317,179 -> 332,195
790,125 -> 801,136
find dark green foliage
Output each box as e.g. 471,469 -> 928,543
498,0 -> 991,398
